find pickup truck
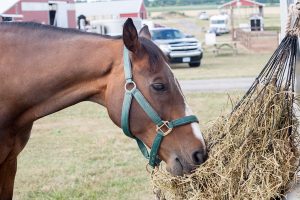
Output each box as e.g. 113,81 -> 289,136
151,27 -> 203,67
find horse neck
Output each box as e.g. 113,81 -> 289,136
12,33 -> 123,127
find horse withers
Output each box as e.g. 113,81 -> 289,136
0,18 -> 207,199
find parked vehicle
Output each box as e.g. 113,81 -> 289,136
89,18 -> 142,36
150,27 -> 203,67
209,14 -> 230,35
198,11 -> 209,20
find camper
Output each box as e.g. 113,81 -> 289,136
89,18 -> 142,36
209,14 -> 230,35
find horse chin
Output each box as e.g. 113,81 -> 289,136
166,156 -> 198,176
166,158 -> 184,176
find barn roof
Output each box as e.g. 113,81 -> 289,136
0,0 -> 20,14
219,0 -> 264,8
75,0 -> 144,17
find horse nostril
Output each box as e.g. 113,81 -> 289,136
192,150 -> 208,165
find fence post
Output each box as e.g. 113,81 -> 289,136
280,0 -> 295,39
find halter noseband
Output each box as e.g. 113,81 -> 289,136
121,47 -> 199,168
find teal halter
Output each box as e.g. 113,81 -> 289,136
121,47 -> 199,168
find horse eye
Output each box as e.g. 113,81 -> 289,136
152,83 -> 166,91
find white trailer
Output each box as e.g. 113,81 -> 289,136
209,14 -> 230,34
89,18 -> 142,36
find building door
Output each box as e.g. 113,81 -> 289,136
49,1 -> 68,28
49,3 -> 57,26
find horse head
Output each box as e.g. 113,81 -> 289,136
106,19 -> 207,176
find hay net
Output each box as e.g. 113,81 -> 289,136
151,9 -> 300,200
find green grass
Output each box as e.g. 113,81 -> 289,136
14,92 -> 242,200
172,51 -> 271,80
14,103 -> 152,200
263,14 -> 281,31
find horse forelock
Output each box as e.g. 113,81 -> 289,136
139,37 -> 168,73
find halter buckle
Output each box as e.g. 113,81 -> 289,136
124,80 -> 136,92
156,121 -> 173,136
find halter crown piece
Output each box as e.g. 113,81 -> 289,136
121,47 -> 199,168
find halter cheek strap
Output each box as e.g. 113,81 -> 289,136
121,47 -> 199,168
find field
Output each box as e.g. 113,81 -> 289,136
14,5 -> 281,200
172,51 -> 270,80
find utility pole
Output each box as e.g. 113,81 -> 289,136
231,6 -> 234,40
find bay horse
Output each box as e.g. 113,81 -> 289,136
0,18 -> 207,199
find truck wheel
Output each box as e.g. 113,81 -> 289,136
189,62 -> 201,67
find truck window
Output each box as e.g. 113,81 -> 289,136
152,29 -> 184,40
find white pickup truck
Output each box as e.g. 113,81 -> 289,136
151,27 -> 203,67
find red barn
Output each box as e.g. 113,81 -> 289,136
219,0 -> 264,16
0,0 -> 76,28
75,0 -> 147,21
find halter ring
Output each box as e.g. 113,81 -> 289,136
156,121 -> 173,136
124,80 -> 136,92
146,163 -> 159,175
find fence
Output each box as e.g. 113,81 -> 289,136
235,28 -> 279,52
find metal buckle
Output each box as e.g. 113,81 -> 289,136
156,121 -> 173,136
124,80 -> 136,92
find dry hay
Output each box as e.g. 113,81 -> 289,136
151,35 -> 300,200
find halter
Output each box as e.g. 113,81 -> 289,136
121,47 -> 199,168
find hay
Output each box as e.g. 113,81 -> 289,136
151,34 -> 300,199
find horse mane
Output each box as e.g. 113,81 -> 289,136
0,22 -> 122,39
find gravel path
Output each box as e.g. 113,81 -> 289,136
179,77 -> 255,92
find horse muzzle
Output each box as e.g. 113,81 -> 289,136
167,149 -> 208,176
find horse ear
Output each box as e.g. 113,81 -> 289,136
139,25 -> 151,40
123,18 -> 140,53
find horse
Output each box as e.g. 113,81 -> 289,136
0,18 -> 207,199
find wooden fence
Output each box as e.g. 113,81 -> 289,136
235,29 -> 279,52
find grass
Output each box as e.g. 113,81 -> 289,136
14,91 -> 242,200
171,51 -> 271,80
